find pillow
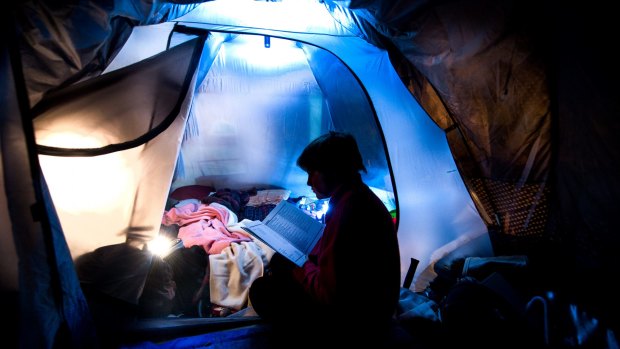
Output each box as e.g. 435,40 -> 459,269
169,185 -> 215,200
246,189 -> 291,207
174,198 -> 202,208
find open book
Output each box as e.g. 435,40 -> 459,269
242,200 -> 325,267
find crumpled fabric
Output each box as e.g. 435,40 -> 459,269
209,241 -> 271,310
163,202 -> 248,255
397,287 -> 440,322
163,202 -> 230,226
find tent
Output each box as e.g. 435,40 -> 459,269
1,0 -> 618,347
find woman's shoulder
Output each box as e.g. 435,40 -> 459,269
336,183 -> 390,217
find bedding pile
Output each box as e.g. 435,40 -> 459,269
157,185 -> 291,317
76,185 -> 294,322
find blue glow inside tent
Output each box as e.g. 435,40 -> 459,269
39,2 -> 493,291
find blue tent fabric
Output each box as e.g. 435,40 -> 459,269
121,324 -> 272,349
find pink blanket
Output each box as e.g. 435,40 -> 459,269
162,202 -> 251,254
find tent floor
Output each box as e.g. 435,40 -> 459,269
119,316 -> 431,349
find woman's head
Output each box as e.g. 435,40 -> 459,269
297,132 -> 366,197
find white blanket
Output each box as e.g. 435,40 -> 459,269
208,223 -> 275,310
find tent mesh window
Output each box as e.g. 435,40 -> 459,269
471,178 -> 550,255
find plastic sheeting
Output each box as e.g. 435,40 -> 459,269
337,0 -> 553,249
16,0 -> 201,107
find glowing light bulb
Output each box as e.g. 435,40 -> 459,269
148,236 -> 175,257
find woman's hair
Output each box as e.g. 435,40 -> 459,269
296,131 -> 367,181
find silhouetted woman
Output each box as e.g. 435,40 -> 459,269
249,131 -> 401,347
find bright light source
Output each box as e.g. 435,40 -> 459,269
192,0 -> 335,33
225,35 -> 303,69
148,236 -> 177,258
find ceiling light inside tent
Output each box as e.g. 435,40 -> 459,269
227,35 -> 302,69
202,0 -> 333,31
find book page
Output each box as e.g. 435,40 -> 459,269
242,220 -> 308,267
262,201 -> 323,254
242,201 -> 324,267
